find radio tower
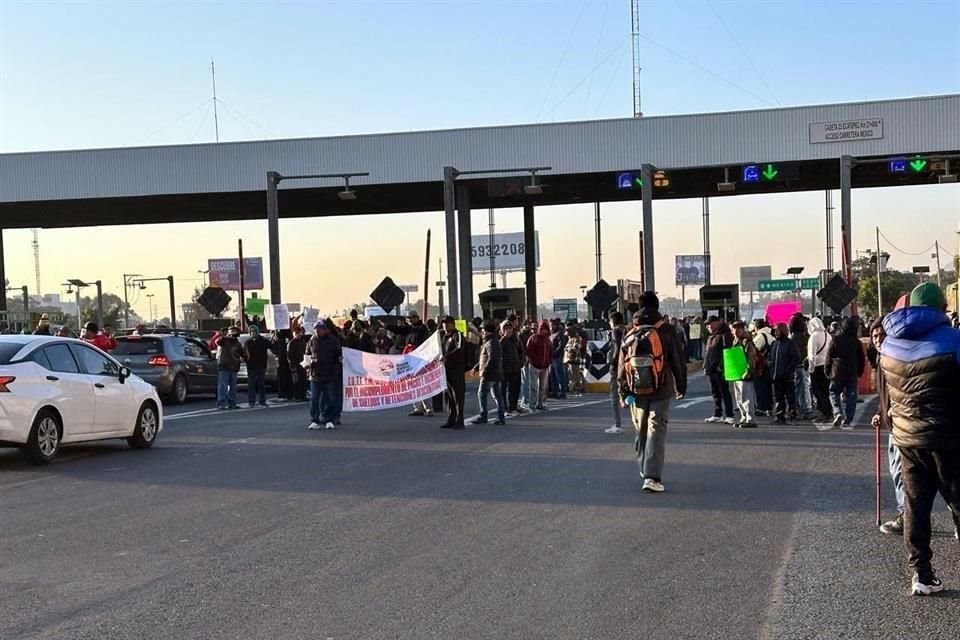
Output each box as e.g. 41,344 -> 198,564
31,229 -> 41,295
631,0 -> 642,117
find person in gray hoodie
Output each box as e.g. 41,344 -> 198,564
472,321 -> 506,425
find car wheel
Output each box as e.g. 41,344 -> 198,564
21,409 -> 61,465
127,402 -> 159,449
168,374 -> 188,405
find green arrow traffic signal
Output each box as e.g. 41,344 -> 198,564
634,176 -> 643,187
761,164 -> 779,180
909,159 -> 928,173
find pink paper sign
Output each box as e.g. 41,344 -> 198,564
765,301 -> 802,326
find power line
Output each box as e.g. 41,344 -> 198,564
705,0 -> 781,106
542,36 -> 630,122
536,0 -> 587,123
878,230 -> 937,257
594,46 -> 629,117
132,99 -> 213,146
635,31 -> 776,107
583,0 -> 609,117
216,99 -> 278,138
189,101 -> 214,142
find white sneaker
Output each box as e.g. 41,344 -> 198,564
705,416 -> 722,423
911,573 -> 944,596
840,421 -> 854,431
724,417 -> 736,425
642,479 -> 665,493
324,422 -> 336,430
604,425 -> 624,434
814,422 -> 834,431
425,409 -> 433,416
307,422 -> 322,430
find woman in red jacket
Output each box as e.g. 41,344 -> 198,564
525,321 -> 553,411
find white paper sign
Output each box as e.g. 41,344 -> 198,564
264,304 -> 290,331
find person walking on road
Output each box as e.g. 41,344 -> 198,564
287,323 -> 308,402
306,319 -> 343,431
499,320 -> 524,415
767,323 -> 800,425
440,316 -> 466,429
605,312 -> 626,434
704,316 -> 735,425
472,321 -> 506,425
807,317 -> 833,422
880,282 -> 960,595
216,326 -> 244,410
243,324 -> 271,409
526,321 -> 553,411
731,321 -> 760,428
826,317 -> 866,429
617,292 -> 687,493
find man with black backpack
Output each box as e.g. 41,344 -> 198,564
617,292 -> 688,493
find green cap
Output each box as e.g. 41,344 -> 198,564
909,282 -> 947,310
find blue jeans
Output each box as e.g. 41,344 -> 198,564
247,368 -> 267,406
520,364 -> 531,406
217,370 -> 238,408
888,432 -> 905,514
829,376 -> 858,423
794,368 -> 811,414
478,379 -> 505,422
310,380 -> 339,423
550,358 -> 568,396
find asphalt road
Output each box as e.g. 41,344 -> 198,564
1,374 -> 957,640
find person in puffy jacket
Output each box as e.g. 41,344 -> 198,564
807,317 -> 833,422
880,283 -> 960,595
82,322 -> 117,352
789,314 -> 812,418
767,323 -> 800,424
825,317 -> 866,428
306,320 -> 343,430
473,321 -> 505,425
526,321 -> 553,410
242,325 -> 272,409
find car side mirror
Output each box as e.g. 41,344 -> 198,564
118,366 -> 131,383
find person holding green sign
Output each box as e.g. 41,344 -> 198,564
730,322 -> 762,428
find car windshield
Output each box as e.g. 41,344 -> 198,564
0,341 -> 29,364
112,337 -> 164,356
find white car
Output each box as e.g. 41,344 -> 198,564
0,335 -> 162,465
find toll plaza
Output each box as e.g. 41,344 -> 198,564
1,94 -> 957,318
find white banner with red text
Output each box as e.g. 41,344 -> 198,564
342,332 -> 447,412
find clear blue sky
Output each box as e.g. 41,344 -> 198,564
1,1 -> 958,316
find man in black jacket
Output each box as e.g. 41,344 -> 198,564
216,326 -> 244,410
243,325 -> 272,409
617,292 -> 687,493
767,323 -> 800,424
881,283 -> 960,595
306,320 -> 343,430
703,316 -> 735,424
472,321 -> 505,425
499,320 -> 524,415
287,324 -> 308,402
826,317 -> 866,429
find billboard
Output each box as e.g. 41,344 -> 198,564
208,257 -> 264,291
675,255 -> 707,285
471,232 -> 540,273
740,265 -> 773,292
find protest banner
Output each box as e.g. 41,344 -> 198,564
264,304 -> 291,331
342,333 -> 447,412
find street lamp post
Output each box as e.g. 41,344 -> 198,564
65,279 -> 103,328
132,276 -> 177,332
4,286 -> 28,315
146,294 -> 155,322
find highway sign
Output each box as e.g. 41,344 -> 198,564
759,278 -> 820,292
799,278 -> 820,289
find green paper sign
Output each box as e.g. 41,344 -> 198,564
455,319 -> 468,335
723,346 -> 749,382
245,297 -> 269,316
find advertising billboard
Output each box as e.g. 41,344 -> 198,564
471,232 -> 540,273
208,257 -> 264,291
675,255 -> 707,286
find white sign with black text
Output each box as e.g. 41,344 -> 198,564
809,118 -> 883,144
471,232 -> 540,273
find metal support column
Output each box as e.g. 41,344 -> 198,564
840,156 -> 853,282
95,280 -> 103,329
523,203 -> 537,320
456,183 -> 473,320
641,164 -> 655,292
266,171 -> 282,305
0,229 -> 6,313
167,276 -> 177,332
702,196 -> 712,286
443,167 -> 459,318
594,202 -> 602,282
825,190 -> 835,271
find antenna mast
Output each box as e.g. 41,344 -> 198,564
211,59 -> 220,142
631,0 -> 642,117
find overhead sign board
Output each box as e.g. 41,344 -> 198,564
675,255 -> 707,286
758,278 -> 822,293
809,118 -> 883,144
553,298 -> 578,321
208,258 -> 264,291
799,278 -> 821,289
471,232 -> 540,273
740,265 -> 773,292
